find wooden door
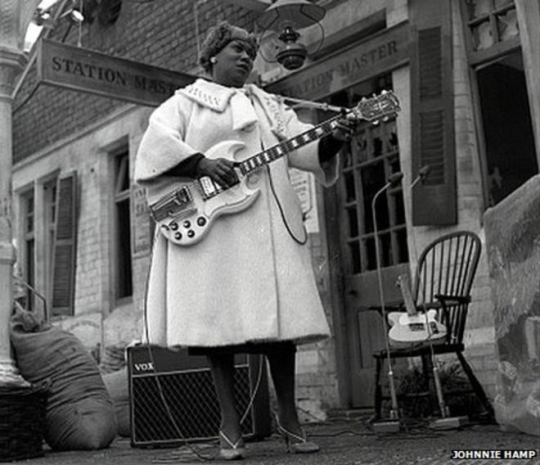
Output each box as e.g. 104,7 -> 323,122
328,78 -> 410,407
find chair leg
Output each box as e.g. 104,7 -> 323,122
456,352 -> 495,418
371,356 -> 384,422
421,354 -> 438,416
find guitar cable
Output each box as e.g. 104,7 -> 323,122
140,228 -> 267,461
265,164 -> 308,246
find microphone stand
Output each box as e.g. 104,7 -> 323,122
278,95 -> 347,114
371,172 -> 403,433
408,166 -> 468,429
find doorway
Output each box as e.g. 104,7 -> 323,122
326,75 -> 409,407
475,52 -> 539,207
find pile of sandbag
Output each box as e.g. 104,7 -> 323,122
101,366 -> 130,438
10,305 -> 117,450
99,344 -> 130,438
484,174 -> 540,437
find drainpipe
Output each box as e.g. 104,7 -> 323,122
0,0 -> 39,386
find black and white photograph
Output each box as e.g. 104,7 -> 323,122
0,0 -> 539,463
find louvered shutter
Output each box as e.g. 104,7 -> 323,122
410,0 -> 457,225
51,172 -> 77,316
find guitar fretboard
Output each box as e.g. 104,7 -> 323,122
237,114 -> 343,175
194,89 -> 399,200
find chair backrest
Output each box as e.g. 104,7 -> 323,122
413,231 -> 482,345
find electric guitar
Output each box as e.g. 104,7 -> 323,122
388,274 -> 447,346
147,90 -> 400,246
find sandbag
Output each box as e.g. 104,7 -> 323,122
484,174 -> 540,437
102,368 -> 130,438
10,307 -> 117,450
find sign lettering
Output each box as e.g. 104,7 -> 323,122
132,184 -> 152,256
267,22 -> 409,100
134,362 -> 154,372
38,39 -> 196,106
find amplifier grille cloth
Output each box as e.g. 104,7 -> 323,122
131,366 -> 254,444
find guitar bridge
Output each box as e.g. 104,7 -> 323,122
150,186 -> 193,222
198,175 -> 240,200
409,323 -> 426,332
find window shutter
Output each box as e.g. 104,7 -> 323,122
51,172 -> 77,316
410,0 -> 457,225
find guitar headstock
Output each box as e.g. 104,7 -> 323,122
352,90 -> 401,124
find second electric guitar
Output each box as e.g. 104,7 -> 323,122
147,91 -> 400,246
388,274 -> 447,346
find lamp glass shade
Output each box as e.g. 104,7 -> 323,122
257,0 -> 326,31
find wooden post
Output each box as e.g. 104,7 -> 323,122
0,0 -> 37,385
0,48 -> 28,386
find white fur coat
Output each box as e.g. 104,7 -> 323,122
134,78 -> 339,348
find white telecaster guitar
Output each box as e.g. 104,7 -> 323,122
147,91 -> 400,246
388,274 -> 447,346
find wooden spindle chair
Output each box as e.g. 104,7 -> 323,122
371,231 -> 494,421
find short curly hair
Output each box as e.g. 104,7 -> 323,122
199,21 -> 258,72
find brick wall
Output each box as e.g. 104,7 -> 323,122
397,0 -> 497,400
295,184 -> 341,416
451,0 -> 497,399
401,1 -> 498,400
13,0 -> 257,164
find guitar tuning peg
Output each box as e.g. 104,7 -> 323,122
382,116 -> 389,122
381,90 -> 387,95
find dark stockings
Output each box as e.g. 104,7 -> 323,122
266,343 -> 302,433
208,353 -> 242,443
207,343 -> 302,443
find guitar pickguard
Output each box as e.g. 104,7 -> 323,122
148,140 -> 260,246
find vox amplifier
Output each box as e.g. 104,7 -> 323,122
127,345 -> 271,448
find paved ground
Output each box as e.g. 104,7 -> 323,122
10,416 -> 540,465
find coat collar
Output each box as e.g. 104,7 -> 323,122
178,78 -> 287,138
179,78 -> 238,112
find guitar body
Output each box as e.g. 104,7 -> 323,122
388,309 -> 447,345
147,140 -> 261,246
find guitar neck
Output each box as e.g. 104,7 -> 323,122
398,275 -> 417,317
237,113 -> 344,176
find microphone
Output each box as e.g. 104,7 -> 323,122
410,165 -> 430,190
387,172 -> 404,188
418,165 -> 430,181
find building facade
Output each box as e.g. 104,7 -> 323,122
12,0 -> 540,416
